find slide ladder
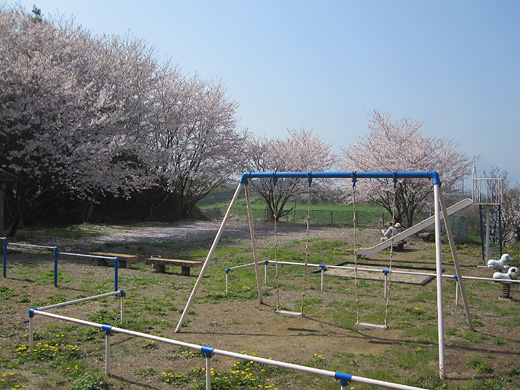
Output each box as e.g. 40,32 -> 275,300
355,198 -> 473,258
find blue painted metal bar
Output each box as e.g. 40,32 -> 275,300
240,171 -> 440,185
114,258 -> 119,291
3,237 -> 6,278
53,246 -> 59,287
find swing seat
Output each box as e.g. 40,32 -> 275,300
276,310 -> 304,317
355,322 -> 388,330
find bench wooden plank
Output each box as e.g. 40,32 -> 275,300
90,252 -> 138,268
419,232 -> 434,242
145,258 -> 202,276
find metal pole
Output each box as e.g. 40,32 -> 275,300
245,184 -> 263,304
119,291 -> 125,325
38,290 -> 123,311
29,315 -> 34,352
433,183 -> 446,379
205,354 -> 212,390
225,269 -> 229,294
114,258 -> 118,291
175,183 -> 244,333
30,308 -> 427,390
264,261 -> 268,284
384,271 -> 389,298
455,278 -> 460,306
53,246 -> 59,287
3,237 -> 7,278
438,186 -> 473,329
320,266 -> 325,292
103,326 -> 111,375
485,206 -> 491,261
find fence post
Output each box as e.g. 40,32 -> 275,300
454,275 -> 459,306
3,237 -> 7,278
53,246 -> 59,287
264,260 -> 269,284
320,265 -> 326,291
114,258 -> 118,291
334,372 -> 352,390
330,210 -> 334,225
202,346 -> 214,390
225,268 -> 230,294
103,325 -> 112,376
119,290 -> 126,325
28,309 -> 36,352
383,270 -> 390,298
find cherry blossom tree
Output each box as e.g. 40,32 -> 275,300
143,67 -> 246,218
483,168 -> 520,247
0,5 -> 158,231
340,110 -> 478,227
245,129 -> 337,220
0,4 -> 247,231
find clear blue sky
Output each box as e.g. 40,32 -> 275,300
11,0 -> 520,183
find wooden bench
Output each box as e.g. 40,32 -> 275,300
419,232 -> 435,242
392,241 -> 405,251
90,252 -> 138,268
146,257 -> 203,276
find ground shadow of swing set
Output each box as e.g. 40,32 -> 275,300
174,171 -> 475,380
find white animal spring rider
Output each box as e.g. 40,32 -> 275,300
489,254 -> 518,299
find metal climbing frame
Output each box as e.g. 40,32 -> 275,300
472,168 -> 504,261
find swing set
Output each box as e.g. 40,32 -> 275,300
174,171 -> 473,380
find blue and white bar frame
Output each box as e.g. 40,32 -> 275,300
28,307 -> 427,390
175,171 -> 474,380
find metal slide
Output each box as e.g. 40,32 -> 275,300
355,198 -> 473,258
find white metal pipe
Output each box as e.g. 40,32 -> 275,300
227,263 -> 256,271
30,310 -> 427,389
485,206 -> 491,261
175,183 -> 244,333
433,183 -> 446,379
321,268 -> 325,291
227,260 -> 520,285
8,243 -> 56,250
120,295 -> 124,325
32,310 -> 104,330
105,332 -> 110,375
225,272 -> 229,294
384,273 -> 388,298
205,355 -> 212,390
29,316 -> 34,352
245,184 -> 264,304
60,252 -> 116,260
38,291 -> 123,311
438,186 -> 473,329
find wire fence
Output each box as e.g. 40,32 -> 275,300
203,207 -> 470,238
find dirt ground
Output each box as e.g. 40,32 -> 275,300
1,221 -> 520,389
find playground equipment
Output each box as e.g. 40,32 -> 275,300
355,198 -> 473,258
493,266 -> 519,282
487,253 -> 513,269
174,171 -> 474,380
2,238 -> 121,290
492,266 -> 519,299
272,176 -> 311,317
472,167 -> 504,262
352,175 -> 396,330
28,293 -> 427,390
